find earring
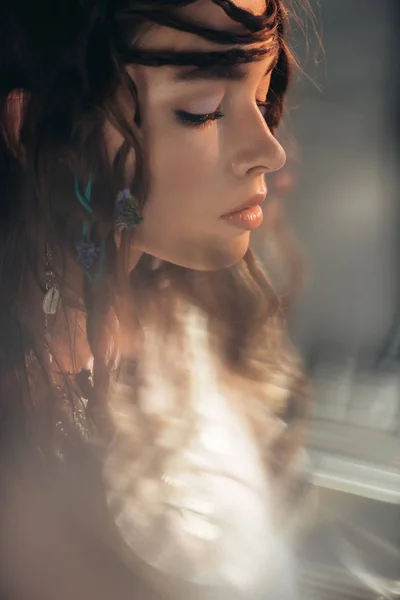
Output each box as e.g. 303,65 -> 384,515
42,243 -> 60,363
115,188 -> 143,232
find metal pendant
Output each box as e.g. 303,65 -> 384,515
43,286 -> 60,315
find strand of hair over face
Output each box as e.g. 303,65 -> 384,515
115,0 -> 286,47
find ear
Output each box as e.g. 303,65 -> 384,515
3,89 -> 27,157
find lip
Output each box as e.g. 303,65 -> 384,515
221,192 -> 267,218
220,192 -> 266,231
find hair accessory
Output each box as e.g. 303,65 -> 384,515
74,175 -> 105,281
42,243 -> 60,363
74,176 -> 93,214
76,239 -> 100,271
115,188 -> 143,232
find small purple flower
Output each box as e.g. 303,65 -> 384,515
116,188 -> 132,210
76,240 -> 100,270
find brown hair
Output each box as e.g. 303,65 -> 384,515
0,0 -> 310,527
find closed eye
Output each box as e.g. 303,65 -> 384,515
174,107 -> 224,128
174,100 -> 276,130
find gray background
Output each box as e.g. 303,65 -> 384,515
286,0 -> 399,360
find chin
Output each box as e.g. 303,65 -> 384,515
181,233 -> 251,271
206,245 -> 249,271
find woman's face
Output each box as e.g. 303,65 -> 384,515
112,0 -> 286,270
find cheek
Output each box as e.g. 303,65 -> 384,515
159,130 -> 218,185
145,125 -> 221,219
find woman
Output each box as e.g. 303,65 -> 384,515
0,0 -> 309,598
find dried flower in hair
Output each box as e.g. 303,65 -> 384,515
76,240 -> 100,271
115,188 -> 143,232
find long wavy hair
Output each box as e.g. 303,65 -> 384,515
0,0 -> 310,540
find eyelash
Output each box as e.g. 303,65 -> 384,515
175,101 -> 273,129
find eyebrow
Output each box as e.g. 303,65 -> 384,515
173,53 -> 279,83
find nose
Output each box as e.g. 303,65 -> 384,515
231,118 -> 287,178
